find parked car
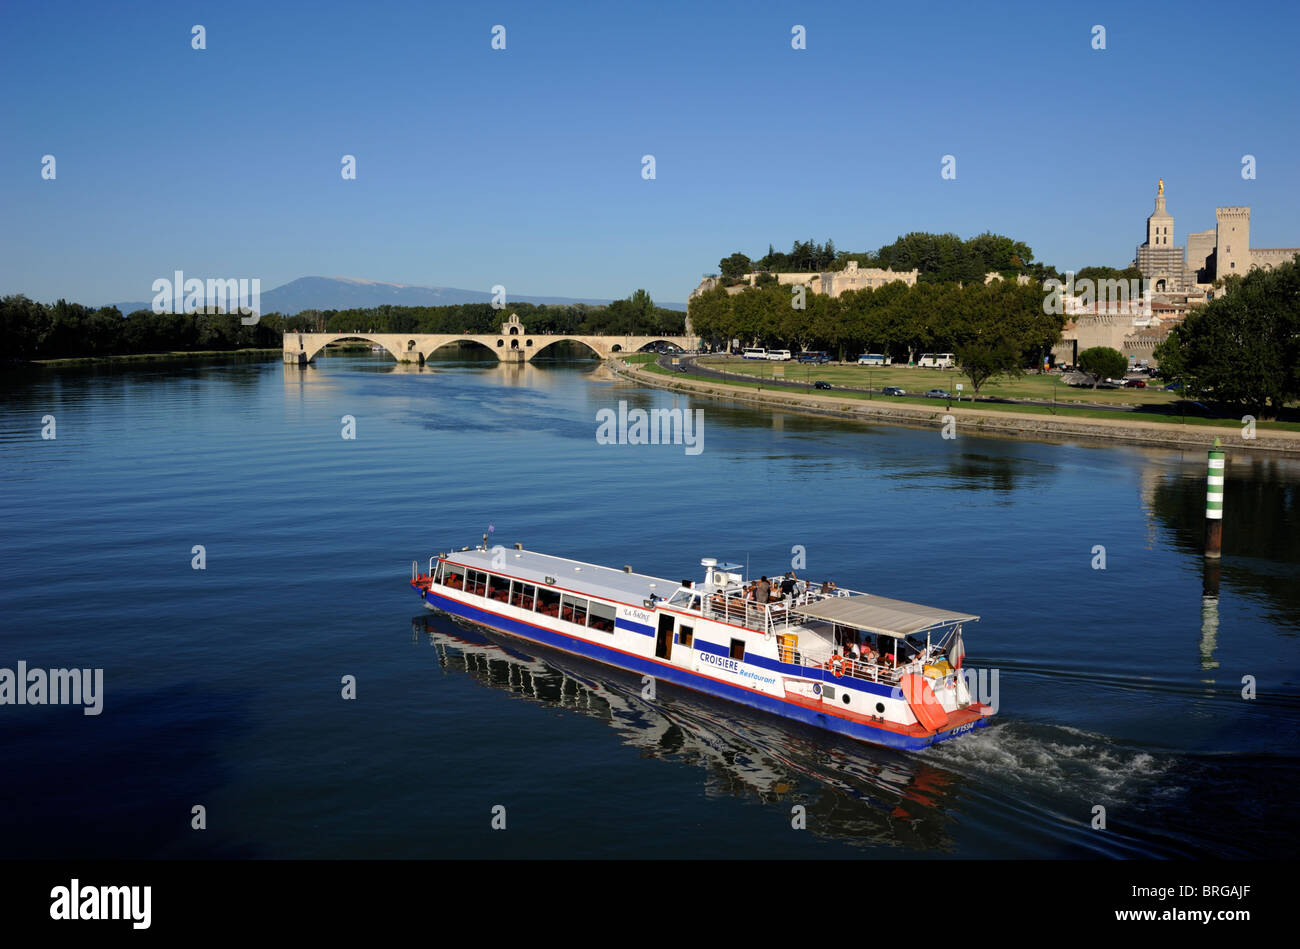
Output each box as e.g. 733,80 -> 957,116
1096,381 -> 1120,389
924,389 -> 952,399
1123,379 -> 1147,388
882,386 -> 906,396
813,380 -> 832,390
1164,381 -> 1184,391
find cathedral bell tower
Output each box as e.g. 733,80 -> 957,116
1147,179 -> 1173,247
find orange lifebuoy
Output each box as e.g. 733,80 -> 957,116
843,658 -> 855,678
829,653 -> 844,678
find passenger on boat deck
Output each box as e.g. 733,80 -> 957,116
755,576 -> 771,603
820,580 -> 837,594
861,639 -> 880,663
780,572 -> 798,599
844,639 -> 859,660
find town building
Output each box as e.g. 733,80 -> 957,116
1133,180 -> 1299,293
689,260 -> 917,301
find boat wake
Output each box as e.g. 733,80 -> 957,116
928,720 -> 1176,801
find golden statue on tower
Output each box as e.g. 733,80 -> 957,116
1158,178 -> 1164,196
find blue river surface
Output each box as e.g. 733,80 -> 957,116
1,353 -> 1297,859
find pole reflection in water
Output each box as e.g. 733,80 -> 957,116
1200,558 -> 1221,671
411,614 -> 962,851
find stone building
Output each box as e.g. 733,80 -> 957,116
689,260 -> 917,302
1133,180 -> 1299,292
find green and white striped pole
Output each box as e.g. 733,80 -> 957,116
1205,437 -> 1225,559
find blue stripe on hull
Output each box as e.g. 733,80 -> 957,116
421,589 -> 986,751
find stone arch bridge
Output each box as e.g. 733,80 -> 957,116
283,331 -> 697,365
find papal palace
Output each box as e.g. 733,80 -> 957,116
1056,180 -> 1299,366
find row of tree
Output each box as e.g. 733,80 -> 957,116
0,290 -> 685,363
1154,257 -> 1300,417
688,278 -> 1064,393
0,297 -> 283,361
720,233 -> 1067,286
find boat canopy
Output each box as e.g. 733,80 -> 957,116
790,594 -> 978,639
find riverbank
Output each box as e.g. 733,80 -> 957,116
25,348 -> 283,368
612,359 -> 1300,455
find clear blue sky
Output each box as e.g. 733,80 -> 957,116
2,0 -> 1297,306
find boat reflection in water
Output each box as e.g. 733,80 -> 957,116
412,614 -> 965,851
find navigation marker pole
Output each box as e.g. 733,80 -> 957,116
1205,438 -> 1225,559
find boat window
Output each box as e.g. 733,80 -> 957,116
587,601 -> 616,633
561,594 -> 589,626
514,583 -> 536,611
678,624 -> 694,648
535,587 -> 561,617
466,570 -> 487,596
442,564 -> 465,589
486,573 -> 511,603
730,638 -> 745,661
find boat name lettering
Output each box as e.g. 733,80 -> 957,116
699,652 -> 739,673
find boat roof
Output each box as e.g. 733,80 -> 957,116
443,547 -> 674,606
790,594 -> 978,638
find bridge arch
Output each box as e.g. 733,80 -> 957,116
302,334 -> 408,363
632,338 -> 683,352
528,337 -> 607,360
424,337 -> 500,360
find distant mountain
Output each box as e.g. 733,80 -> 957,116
107,276 -> 685,315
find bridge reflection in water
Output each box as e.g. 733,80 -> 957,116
411,614 -> 964,851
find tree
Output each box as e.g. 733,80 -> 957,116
719,253 -> 751,279
947,282 -> 1029,395
1078,346 -> 1128,388
1153,256 -> 1300,417
954,341 -> 1021,395
686,286 -> 734,348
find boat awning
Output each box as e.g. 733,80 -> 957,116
790,595 -> 978,638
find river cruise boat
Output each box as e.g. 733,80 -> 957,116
409,544 -> 994,750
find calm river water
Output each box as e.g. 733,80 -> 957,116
1,353 -> 1297,858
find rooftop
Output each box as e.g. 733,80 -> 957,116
444,546 -> 676,605
791,594 -> 978,638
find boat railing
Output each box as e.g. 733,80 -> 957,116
784,639 -> 918,686
701,586 -> 852,636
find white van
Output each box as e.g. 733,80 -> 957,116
857,353 -> 891,366
766,349 -> 792,361
917,353 -> 955,368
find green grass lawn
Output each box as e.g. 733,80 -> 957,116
699,358 -> 1178,407
642,359 -> 1300,433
